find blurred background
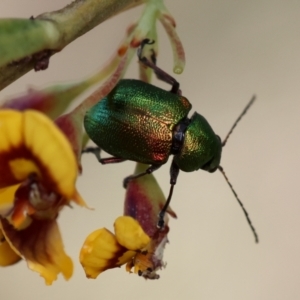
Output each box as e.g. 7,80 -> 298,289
1,0 -> 300,299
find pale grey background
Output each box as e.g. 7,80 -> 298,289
1,1 -> 300,299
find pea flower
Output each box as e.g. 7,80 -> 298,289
0,109 -> 86,285
80,163 -> 176,280
0,0 -> 185,285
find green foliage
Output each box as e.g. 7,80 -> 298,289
0,19 -> 59,68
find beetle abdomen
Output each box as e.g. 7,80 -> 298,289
84,79 -> 192,164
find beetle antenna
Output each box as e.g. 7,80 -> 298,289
222,95 -> 256,147
218,165 -> 259,243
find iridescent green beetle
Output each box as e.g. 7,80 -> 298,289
84,40 -> 258,242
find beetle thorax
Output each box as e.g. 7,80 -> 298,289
173,112 -> 222,173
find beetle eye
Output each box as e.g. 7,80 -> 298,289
208,166 -> 218,173
201,158 -> 218,173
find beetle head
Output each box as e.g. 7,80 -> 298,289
201,134 -> 222,173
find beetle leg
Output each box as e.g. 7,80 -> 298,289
157,160 -> 180,229
123,164 -> 161,188
138,39 -> 181,95
82,147 -> 126,164
82,146 -> 101,160
100,157 -> 127,164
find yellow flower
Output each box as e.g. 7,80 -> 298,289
80,164 -> 176,280
80,216 -> 166,279
0,109 -> 86,285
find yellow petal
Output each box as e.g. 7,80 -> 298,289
80,228 -> 132,279
0,110 -> 78,199
0,110 -> 23,152
114,216 -> 150,250
0,231 -> 21,266
0,185 -> 19,211
72,189 -> 89,208
118,250 -> 137,266
0,111 -> 23,187
23,110 -> 77,198
9,159 -> 41,181
125,259 -> 135,273
0,218 -> 73,285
